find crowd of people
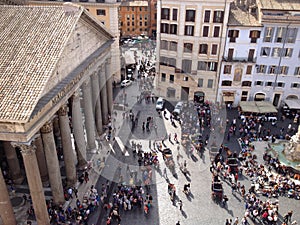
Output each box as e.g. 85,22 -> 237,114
25,184 -> 100,225
104,184 -> 153,224
211,106 -> 300,225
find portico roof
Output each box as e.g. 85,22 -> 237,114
0,4 -> 112,123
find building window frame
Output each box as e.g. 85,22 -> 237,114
96,9 -> 106,16
185,9 -> 196,22
161,8 -> 170,20
204,10 -> 210,23
172,8 -> 178,21
202,26 -> 209,37
198,78 -> 203,87
161,73 -> 166,82
263,27 -> 274,42
199,44 -> 208,54
213,10 -> 224,23
211,44 -> 218,55
207,79 -> 213,88
223,65 -> 232,74
185,25 -> 194,36
183,43 -> 193,53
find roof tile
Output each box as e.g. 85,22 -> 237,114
0,5 -> 83,122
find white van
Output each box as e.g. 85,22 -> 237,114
156,97 -> 165,110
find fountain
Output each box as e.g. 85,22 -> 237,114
268,125 -> 300,173
284,125 -> 300,162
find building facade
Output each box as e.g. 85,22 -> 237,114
0,5 -> 114,224
217,0 -> 262,106
250,0 -> 300,107
148,0 -> 157,38
156,0 -> 233,103
119,0 -> 149,36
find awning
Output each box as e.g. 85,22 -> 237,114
284,99 -> 300,110
239,102 -> 259,113
239,101 -> 277,114
194,92 -> 205,97
223,96 -> 234,102
255,94 -> 265,99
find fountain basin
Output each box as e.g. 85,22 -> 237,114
268,141 -> 300,173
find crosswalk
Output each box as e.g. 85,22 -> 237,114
114,137 -> 130,156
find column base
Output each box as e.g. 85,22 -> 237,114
87,148 -> 98,154
77,161 -> 88,171
12,174 -> 25,185
42,180 -> 50,188
66,179 -> 76,188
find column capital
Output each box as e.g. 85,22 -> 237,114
58,104 -> 68,117
100,64 -> 105,72
105,58 -> 111,65
40,121 -> 53,134
82,78 -> 90,88
11,141 -> 36,156
72,89 -> 80,101
91,72 -> 98,81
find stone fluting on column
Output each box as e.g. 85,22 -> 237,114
99,65 -> 109,125
0,166 -> 17,225
58,105 -> 77,187
71,90 -> 87,168
82,78 -> 97,151
105,58 -> 113,115
53,116 -> 61,138
40,121 -> 65,205
91,72 -> 103,135
12,142 -> 50,225
34,135 -> 49,184
3,141 -> 24,184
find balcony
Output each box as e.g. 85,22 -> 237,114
223,56 -> 256,63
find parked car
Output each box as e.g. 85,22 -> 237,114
172,101 -> 184,116
121,79 -> 132,88
127,68 -> 134,80
156,97 -> 165,110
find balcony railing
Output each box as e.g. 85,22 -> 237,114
223,56 -> 256,63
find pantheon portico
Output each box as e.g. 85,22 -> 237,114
0,4 -> 115,224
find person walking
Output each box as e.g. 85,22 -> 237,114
225,219 -> 232,225
73,187 -> 78,198
84,171 -> 89,183
288,211 -> 293,223
177,200 -> 183,211
174,133 -> 178,143
233,217 -> 239,225
163,168 -> 168,179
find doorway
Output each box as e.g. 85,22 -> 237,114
181,87 -> 189,101
273,93 -> 281,107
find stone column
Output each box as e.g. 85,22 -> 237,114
91,72 -> 103,135
53,116 -> 61,137
58,105 -> 76,187
3,141 -> 24,184
0,166 -> 17,225
12,141 -> 50,225
82,78 -> 97,151
99,65 -> 109,125
71,90 -> 87,168
40,121 -> 65,205
34,135 -> 49,184
105,58 -> 113,115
